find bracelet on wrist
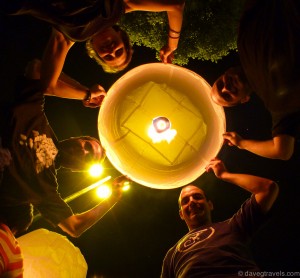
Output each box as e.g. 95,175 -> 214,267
168,34 -> 180,39
169,28 -> 181,35
84,89 -> 91,102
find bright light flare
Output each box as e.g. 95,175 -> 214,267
148,117 -> 177,143
96,185 -> 112,199
96,181 -> 131,199
88,163 -> 103,177
122,181 -> 131,191
152,116 -> 170,133
63,176 -> 112,204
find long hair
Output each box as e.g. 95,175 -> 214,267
86,25 -> 133,73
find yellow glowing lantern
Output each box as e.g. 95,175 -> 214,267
18,229 -> 87,278
98,63 -> 225,189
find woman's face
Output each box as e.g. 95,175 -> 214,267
92,27 -> 127,68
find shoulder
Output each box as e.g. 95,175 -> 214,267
238,195 -> 262,216
229,195 -> 267,235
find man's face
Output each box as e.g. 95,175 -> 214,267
59,137 -> 105,171
179,185 -> 213,230
92,27 -> 127,69
211,67 -> 251,107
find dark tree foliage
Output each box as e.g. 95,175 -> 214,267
120,0 -> 246,65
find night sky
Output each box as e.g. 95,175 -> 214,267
1,12 -> 300,278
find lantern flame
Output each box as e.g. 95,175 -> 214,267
148,117 -> 177,143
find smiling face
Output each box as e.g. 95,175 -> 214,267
91,27 -> 127,69
211,67 -> 251,107
179,185 -> 213,231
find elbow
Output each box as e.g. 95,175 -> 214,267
277,155 -> 292,161
176,1 -> 185,11
263,181 -> 279,211
63,220 -> 84,238
257,180 -> 279,214
68,230 -> 83,238
265,181 -> 279,202
268,181 -> 279,195
170,0 -> 185,12
58,216 -> 84,238
274,149 -> 293,161
42,86 -> 55,96
273,135 -> 295,160
62,227 -> 83,238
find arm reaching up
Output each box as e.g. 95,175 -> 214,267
124,0 -> 185,63
25,59 -> 106,107
40,28 -> 74,95
223,132 -> 295,160
58,176 -> 130,238
205,158 -> 279,214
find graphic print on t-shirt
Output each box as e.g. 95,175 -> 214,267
19,130 -> 58,174
177,227 -> 215,252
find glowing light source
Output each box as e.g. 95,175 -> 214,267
98,63 -> 225,189
152,116 -> 170,133
147,124 -> 177,144
64,176 -> 111,203
96,182 -> 131,199
148,116 -> 177,143
88,163 -> 103,177
96,185 -> 112,199
122,181 -> 131,191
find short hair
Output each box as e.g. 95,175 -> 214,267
0,204 -> 33,236
230,65 -> 249,85
178,185 -> 210,209
86,25 -> 133,73
78,135 -> 100,142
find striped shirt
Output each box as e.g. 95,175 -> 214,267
0,223 -> 23,277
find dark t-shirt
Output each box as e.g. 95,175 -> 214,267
15,0 -> 124,41
238,0 -> 300,137
0,77 -> 73,226
161,196 -> 265,278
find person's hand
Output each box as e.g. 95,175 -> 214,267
110,175 -> 131,201
160,45 -> 175,64
82,84 -> 106,108
0,147 -> 12,170
205,158 -> 228,179
223,132 -> 243,148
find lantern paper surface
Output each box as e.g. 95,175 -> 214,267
18,229 -> 87,278
98,63 -> 225,189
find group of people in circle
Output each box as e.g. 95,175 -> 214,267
0,0 -> 299,277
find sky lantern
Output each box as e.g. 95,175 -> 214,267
18,229 -> 87,278
98,63 -> 225,189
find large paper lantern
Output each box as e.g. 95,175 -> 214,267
98,63 -> 225,189
18,229 -> 87,278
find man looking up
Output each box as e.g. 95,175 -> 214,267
161,158 -> 279,277
210,0 -> 300,160
0,59 -> 128,238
